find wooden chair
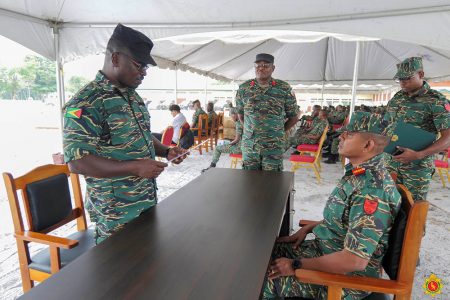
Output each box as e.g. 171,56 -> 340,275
295,184 -> 429,300
434,147 -> 450,187
209,114 -> 219,149
191,114 -> 210,154
230,153 -> 243,169
290,125 -> 329,183
3,164 -> 95,292
295,125 -> 329,171
217,112 -> 224,140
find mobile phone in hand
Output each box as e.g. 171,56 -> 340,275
392,148 -> 404,156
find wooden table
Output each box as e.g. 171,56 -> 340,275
20,168 -> 294,300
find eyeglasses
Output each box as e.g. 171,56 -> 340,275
254,63 -> 273,69
120,52 -> 149,72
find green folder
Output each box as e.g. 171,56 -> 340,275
384,121 -> 436,155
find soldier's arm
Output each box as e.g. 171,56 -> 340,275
300,249 -> 369,274
68,154 -> 167,179
284,115 -> 299,132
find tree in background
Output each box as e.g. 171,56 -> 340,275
66,75 -> 90,94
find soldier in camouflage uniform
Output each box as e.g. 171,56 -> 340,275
202,108 -> 242,172
287,110 -> 329,150
63,24 -> 187,244
384,57 -> 450,201
262,112 -> 401,300
235,53 -> 299,171
206,102 -> 218,129
190,99 -> 207,130
328,105 -> 347,126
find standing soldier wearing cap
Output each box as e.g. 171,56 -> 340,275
235,53 -> 299,171
262,112 -> 400,300
63,23 -> 187,244
384,57 -> 450,201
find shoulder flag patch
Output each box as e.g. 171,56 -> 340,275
445,103 -> 450,112
65,107 -> 82,119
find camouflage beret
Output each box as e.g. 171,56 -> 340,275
340,112 -> 390,136
394,57 -> 423,80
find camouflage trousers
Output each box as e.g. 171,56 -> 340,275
211,142 -> 241,164
262,241 -> 371,300
242,140 -> 284,171
385,155 -> 433,201
330,135 -> 340,154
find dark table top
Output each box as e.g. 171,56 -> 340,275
20,168 -> 294,300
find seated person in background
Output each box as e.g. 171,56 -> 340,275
299,104 -> 321,127
286,110 -> 328,150
153,104 -> 187,144
206,101 -> 218,129
327,105 -> 347,126
262,112 -> 401,300
202,108 -> 242,172
190,99 -> 207,136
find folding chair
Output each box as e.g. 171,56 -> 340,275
230,153 -> 243,169
295,184 -> 429,300
296,125 -> 329,171
3,164 -> 94,292
434,148 -> 450,187
290,126 -> 329,183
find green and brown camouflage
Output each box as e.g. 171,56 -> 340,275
288,118 -> 328,148
328,110 -> 347,125
393,57 -> 423,80
342,112 -> 390,136
262,154 -> 401,299
235,78 -> 299,171
211,119 -> 242,164
192,107 -> 207,128
63,72 -> 157,244
384,81 -> 450,200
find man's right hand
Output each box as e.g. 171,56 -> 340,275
276,227 -> 309,249
134,159 -> 168,179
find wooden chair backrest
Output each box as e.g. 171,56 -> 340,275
3,164 -> 87,235
391,184 -> 428,286
196,114 -> 209,136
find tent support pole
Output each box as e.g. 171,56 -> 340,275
53,25 -> 66,146
174,66 -> 178,103
349,41 -> 360,117
204,76 -> 208,107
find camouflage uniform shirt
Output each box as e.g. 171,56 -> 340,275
63,71 -> 157,244
192,107 -> 207,128
207,110 -> 218,128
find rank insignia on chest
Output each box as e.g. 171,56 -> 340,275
271,80 -> 276,86
250,80 -> 255,87
352,167 -> 366,176
65,107 -> 82,119
445,103 -> 450,112
363,198 -> 378,214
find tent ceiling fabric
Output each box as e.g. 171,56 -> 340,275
1,0 -> 450,83
152,31 -> 450,84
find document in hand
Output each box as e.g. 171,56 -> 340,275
384,121 -> 436,155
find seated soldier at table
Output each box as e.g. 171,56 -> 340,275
262,112 -> 401,300
202,108 -> 242,172
286,110 -> 328,150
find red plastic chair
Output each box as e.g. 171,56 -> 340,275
230,153 -> 242,168
434,148 -> 450,187
161,126 -> 174,146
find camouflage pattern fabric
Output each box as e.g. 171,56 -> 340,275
235,78 -> 299,171
207,110 -> 218,128
288,118 -> 328,148
211,119 -> 242,164
192,107 -> 207,128
328,111 -> 347,125
63,72 -> 157,244
394,57 -> 423,80
262,153 -> 401,299
384,81 -> 450,200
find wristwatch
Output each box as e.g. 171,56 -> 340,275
292,259 -> 302,270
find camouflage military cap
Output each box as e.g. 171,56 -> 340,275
340,112 -> 390,136
394,57 -> 423,80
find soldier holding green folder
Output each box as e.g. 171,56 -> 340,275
384,57 -> 450,201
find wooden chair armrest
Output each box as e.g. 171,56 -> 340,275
191,127 -> 199,130
295,269 -> 409,295
299,219 -> 318,227
15,231 -> 79,249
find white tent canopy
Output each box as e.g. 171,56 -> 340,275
152,30 -> 450,84
1,0 -> 450,64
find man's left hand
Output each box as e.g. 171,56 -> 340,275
167,147 -> 188,164
268,258 -> 295,280
392,146 -> 423,163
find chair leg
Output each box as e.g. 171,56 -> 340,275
446,170 -> 450,185
312,163 -> 321,183
327,285 -> 343,300
437,169 -> 446,187
17,242 -> 33,292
